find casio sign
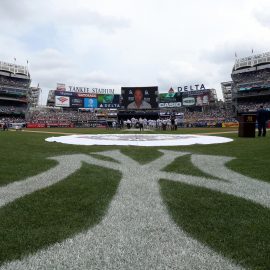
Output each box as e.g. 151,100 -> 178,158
159,102 -> 182,108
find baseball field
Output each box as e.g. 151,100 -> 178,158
0,127 -> 269,270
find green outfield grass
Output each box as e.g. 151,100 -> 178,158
0,127 -> 269,269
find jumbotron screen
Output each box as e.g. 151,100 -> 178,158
121,86 -> 159,110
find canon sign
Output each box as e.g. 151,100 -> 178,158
178,84 -> 206,92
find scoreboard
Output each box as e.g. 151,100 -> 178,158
54,91 -> 120,108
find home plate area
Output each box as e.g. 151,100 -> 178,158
45,133 -> 233,146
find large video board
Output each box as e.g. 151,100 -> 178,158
121,87 -> 158,110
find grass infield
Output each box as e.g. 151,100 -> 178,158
0,127 -> 269,269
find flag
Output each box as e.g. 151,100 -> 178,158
235,52 -> 237,58
13,58 -> 16,74
252,48 -> 254,54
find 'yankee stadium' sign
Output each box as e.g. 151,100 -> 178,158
178,84 -> 206,92
67,86 -> 115,94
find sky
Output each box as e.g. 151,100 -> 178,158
1,0 -> 270,104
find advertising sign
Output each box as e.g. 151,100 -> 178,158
56,83 -> 66,91
55,91 -> 74,97
159,92 -> 182,108
84,98 -> 97,108
27,123 -> 46,128
178,87 -> 210,107
54,91 -> 96,98
181,89 -> 210,97
182,97 -> 196,106
178,84 -> 206,92
0,87 -> 27,97
195,94 -> 209,106
222,122 -> 239,128
77,93 -> 97,98
121,87 -> 159,110
97,94 -> 120,108
70,98 -> 84,108
55,96 -> 70,107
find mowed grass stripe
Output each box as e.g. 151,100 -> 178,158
163,154 -> 218,179
160,180 -> 270,270
0,131 -> 122,186
0,163 -> 120,265
0,131 -> 164,186
166,134 -> 270,183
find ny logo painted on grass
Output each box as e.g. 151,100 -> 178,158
1,150 -> 269,269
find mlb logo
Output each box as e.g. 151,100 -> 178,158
58,97 -> 69,104
55,96 -> 70,107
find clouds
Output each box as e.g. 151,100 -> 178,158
253,0 -> 270,29
58,10 -> 130,33
0,0 -> 34,21
29,48 -> 74,89
0,0 -> 270,103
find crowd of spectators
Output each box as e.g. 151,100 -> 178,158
0,76 -> 30,89
237,102 -> 270,112
26,107 -> 239,129
28,109 -> 97,125
0,105 -> 26,114
2,103 -> 267,129
0,116 -> 26,131
184,108 -> 236,122
0,117 -> 25,124
232,69 -> 270,85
